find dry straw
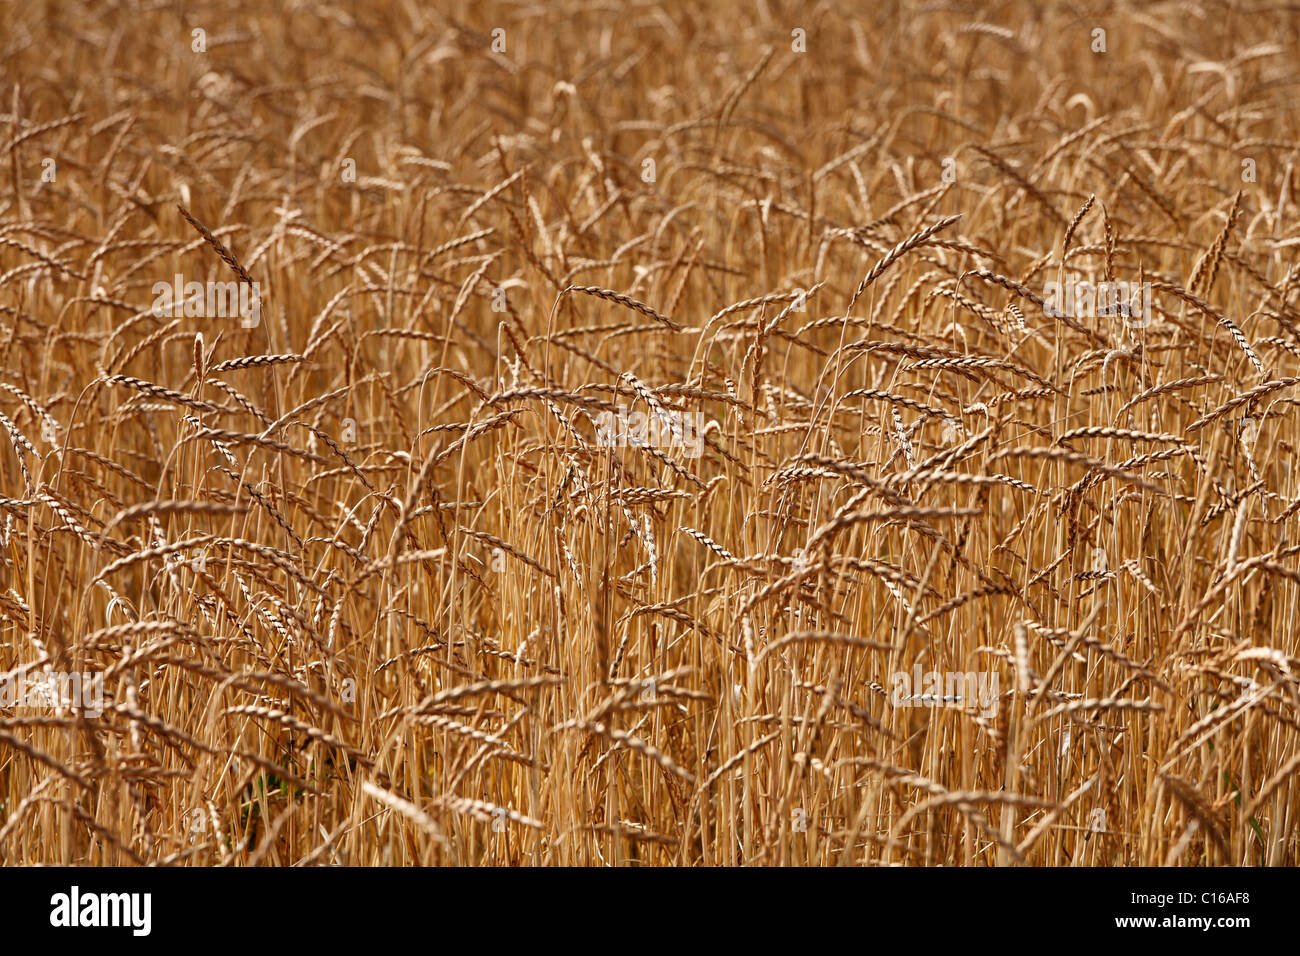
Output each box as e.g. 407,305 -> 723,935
2,0 -> 1299,869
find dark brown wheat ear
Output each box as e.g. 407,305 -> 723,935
176,202 -> 258,291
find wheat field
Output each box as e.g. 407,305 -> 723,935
3,0 -> 1300,866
